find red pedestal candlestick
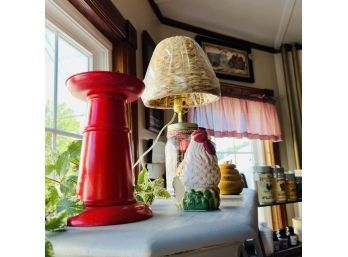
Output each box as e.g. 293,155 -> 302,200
66,71 -> 152,226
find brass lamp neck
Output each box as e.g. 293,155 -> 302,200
173,96 -> 185,123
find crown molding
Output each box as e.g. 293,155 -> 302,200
148,0 -> 278,53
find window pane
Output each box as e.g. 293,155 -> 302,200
234,138 -> 252,152
213,137 -> 234,161
235,153 -> 256,189
235,153 -> 254,171
212,137 -> 260,189
45,131 -> 53,157
57,36 -> 89,134
45,28 -> 55,128
56,135 -> 78,154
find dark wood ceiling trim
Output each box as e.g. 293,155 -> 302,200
148,0 -> 277,53
220,82 -> 275,103
68,0 -> 137,48
148,0 -> 164,23
281,43 -> 302,51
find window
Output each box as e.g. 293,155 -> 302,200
45,0 -> 112,153
212,137 -> 272,227
45,25 -> 89,152
212,137 -> 265,189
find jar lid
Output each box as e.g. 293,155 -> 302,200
257,165 -> 272,173
295,169 -> 302,177
277,228 -> 287,237
286,226 -> 294,234
274,166 -> 284,173
285,171 -> 295,179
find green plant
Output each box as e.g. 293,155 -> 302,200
45,140 -> 84,257
134,168 -> 170,205
45,141 -> 170,256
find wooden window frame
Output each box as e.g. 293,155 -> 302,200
67,0 -> 140,174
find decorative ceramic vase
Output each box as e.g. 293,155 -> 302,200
173,128 -> 221,211
218,162 -> 244,195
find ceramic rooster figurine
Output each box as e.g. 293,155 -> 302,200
174,128 -> 221,211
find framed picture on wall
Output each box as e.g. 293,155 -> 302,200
195,35 -> 254,83
142,30 -> 164,133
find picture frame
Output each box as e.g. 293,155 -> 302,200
142,31 -> 164,133
195,35 -> 254,83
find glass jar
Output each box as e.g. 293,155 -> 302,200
273,231 -> 280,252
295,173 -> 302,201
285,171 -> 297,201
277,228 -> 289,250
255,166 -> 274,205
286,226 -> 298,246
165,122 -> 197,196
272,166 -> 287,203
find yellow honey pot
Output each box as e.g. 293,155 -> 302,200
218,162 -> 244,195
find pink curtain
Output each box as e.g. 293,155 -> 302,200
188,96 -> 282,141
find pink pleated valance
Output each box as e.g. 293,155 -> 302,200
188,96 -> 282,141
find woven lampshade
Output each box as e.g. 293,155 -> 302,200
142,36 -> 221,109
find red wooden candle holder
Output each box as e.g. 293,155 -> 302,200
66,71 -> 152,226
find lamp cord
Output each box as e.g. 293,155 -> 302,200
132,111 -> 177,170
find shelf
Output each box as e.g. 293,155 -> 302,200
258,200 -> 302,207
272,244 -> 302,257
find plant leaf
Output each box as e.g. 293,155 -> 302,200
134,185 -> 142,193
153,178 -> 164,188
66,175 -> 78,183
45,185 -> 59,215
59,183 -> 75,196
45,211 -> 67,231
59,175 -> 78,196
55,151 -> 70,178
135,194 -> 144,203
144,193 -> 155,205
45,164 -> 56,176
57,196 -> 84,217
67,140 -> 82,159
137,168 -> 148,185
144,184 -> 154,193
45,238 -> 55,257
134,167 -> 170,206
155,188 -> 171,199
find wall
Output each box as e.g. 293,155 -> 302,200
110,0 -> 164,157
111,0 -> 295,170
111,0 -> 300,227
112,0 -> 288,164
110,0 -> 197,158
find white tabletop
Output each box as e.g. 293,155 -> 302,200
47,189 -> 259,257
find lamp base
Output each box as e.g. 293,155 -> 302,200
67,202 -> 152,227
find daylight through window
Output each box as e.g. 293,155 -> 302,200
45,25 -> 90,153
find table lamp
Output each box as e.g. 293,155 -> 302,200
142,36 -> 221,195
66,71 -> 152,226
